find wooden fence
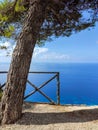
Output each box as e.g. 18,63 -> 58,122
0,71 -> 60,105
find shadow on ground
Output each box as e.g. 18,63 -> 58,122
16,108 -> 98,125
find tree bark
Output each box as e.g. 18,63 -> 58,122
0,0 -> 47,124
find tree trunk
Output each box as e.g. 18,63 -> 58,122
0,0 -> 47,124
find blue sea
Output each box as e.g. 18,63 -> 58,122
0,62 -> 98,106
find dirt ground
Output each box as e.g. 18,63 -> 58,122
1,102 -> 98,130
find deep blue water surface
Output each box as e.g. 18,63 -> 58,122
0,62 -> 98,105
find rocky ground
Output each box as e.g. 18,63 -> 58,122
1,102 -> 98,130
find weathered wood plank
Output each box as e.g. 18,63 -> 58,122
56,73 -> 60,105
26,80 -> 55,104
0,71 -> 60,105
0,83 -> 6,89
24,74 -> 57,99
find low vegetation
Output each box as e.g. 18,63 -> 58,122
0,89 -> 3,101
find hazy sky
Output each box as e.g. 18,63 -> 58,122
0,22 -> 98,63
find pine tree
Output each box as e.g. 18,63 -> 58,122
0,0 -> 98,124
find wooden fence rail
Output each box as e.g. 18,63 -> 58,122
0,71 -> 60,105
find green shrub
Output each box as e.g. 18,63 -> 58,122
0,89 -> 3,101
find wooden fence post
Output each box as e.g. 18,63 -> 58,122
57,72 -> 60,105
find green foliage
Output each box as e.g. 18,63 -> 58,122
0,45 -> 7,49
0,0 -> 98,44
4,25 -> 15,38
0,0 -> 11,24
0,0 -> 27,38
0,14 -> 8,22
0,0 -> 10,9
8,25 -> 15,32
15,0 -> 26,12
0,89 -> 3,101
